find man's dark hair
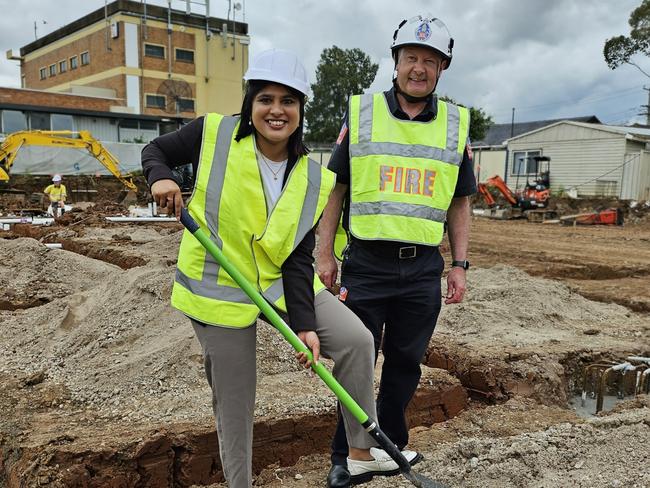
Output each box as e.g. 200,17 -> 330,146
235,80 -> 309,162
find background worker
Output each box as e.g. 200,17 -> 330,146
43,174 -> 67,217
142,49 -> 404,488
317,15 -> 477,487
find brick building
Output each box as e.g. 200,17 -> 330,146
13,0 -> 249,118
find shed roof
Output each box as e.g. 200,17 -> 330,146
505,120 -> 650,143
472,115 -> 601,147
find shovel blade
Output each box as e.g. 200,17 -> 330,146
403,469 -> 449,488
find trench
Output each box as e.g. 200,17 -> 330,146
6,345 -> 640,487
1,379 -> 467,487
57,239 -> 148,270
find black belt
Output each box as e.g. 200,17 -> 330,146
351,238 -> 436,259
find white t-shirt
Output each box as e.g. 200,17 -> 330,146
257,153 -> 287,211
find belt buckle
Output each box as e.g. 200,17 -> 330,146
398,246 -> 417,259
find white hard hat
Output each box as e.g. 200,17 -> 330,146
52,174 -> 62,182
244,48 -> 310,97
391,15 -> 454,69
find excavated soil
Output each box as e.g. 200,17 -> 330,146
1,198 -> 649,487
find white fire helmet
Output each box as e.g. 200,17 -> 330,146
391,15 -> 454,69
52,174 -> 62,182
243,48 -> 310,97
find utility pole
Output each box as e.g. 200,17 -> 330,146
510,107 -> 515,137
641,86 -> 650,126
33,20 -> 47,40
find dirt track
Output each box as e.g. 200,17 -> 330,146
0,202 -> 649,488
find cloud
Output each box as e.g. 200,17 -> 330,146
0,0 -> 647,124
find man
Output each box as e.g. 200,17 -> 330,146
43,174 -> 67,217
317,15 -> 476,487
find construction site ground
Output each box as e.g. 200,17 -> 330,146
1,191 -> 649,488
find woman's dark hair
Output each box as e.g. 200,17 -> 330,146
234,80 -> 309,162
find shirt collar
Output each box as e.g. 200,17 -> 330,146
384,86 -> 438,122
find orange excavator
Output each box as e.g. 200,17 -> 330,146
478,156 -> 551,212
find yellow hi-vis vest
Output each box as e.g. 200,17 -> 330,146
44,184 -> 67,202
171,113 -> 336,328
336,92 -> 469,251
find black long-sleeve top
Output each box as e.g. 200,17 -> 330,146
141,117 -> 317,333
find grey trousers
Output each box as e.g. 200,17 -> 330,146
191,290 -> 378,488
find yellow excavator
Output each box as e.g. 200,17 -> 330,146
0,130 -> 137,191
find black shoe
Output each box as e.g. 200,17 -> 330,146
327,464 -> 351,488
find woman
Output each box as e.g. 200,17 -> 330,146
142,49 -> 405,488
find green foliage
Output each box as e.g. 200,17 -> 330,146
440,96 -> 493,142
604,0 -> 650,74
305,46 -> 378,144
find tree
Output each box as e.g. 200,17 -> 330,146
305,46 -> 378,143
440,96 -> 493,142
604,0 -> 650,77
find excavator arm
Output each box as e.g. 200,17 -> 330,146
0,130 -> 137,191
483,175 -> 518,206
477,182 -> 496,206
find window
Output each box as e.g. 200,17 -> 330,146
512,150 -> 541,176
49,64 -> 56,76
175,48 -> 194,63
145,44 -> 165,58
119,119 -> 138,129
39,67 -> 47,80
29,112 -> 51,130
80,51 -> 90,66
59,60 -> 67,73
139,120 -> 158,130
51,114 -> 74,131
70,55 -> 78,69
145,94 -> 166,109
178,98 -> 195,112
1,110 -> 27,133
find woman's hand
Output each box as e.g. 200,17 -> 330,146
295,331 -> 320,368
151,179 -> 183,219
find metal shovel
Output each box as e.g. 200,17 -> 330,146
180,208 -> 447,488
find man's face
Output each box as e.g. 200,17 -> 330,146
395,46 -> 445,98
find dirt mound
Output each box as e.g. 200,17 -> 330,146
437,265 -> 646,351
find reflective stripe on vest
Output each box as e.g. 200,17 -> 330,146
346,92 -> 469,246
171,113 -> 335,327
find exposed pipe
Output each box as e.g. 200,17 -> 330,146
581,363 -> 615,407
597,362 -> 631,413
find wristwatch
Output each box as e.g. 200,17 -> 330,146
451,260 -> 470,270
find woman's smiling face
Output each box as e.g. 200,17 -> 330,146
251,83 -> 301,147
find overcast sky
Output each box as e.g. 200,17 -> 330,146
0,0 -> 648,125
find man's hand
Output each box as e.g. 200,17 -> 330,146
151,179 -> 183,219
445,267 -> 466,304
317,252 -> 338,289
295,331 -> 320,368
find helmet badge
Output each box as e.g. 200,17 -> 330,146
415,22 -> 431,42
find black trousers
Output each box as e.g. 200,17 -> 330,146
331,239 -> 444,465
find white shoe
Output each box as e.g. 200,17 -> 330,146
402,449 -> 423,465
348,448 -> 423,484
